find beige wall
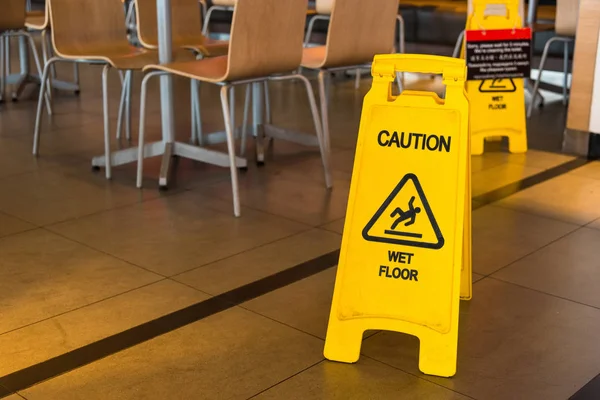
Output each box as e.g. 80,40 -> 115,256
566,0 -> 600,132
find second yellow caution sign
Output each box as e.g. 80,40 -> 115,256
463,0 -> 529,154
324,55 -> 470,378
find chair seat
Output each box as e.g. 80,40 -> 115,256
144,55 -> 228,83
301,46 -> 326,69
25,13 -> 46,30
57,45 -> 159,70
181,37 -> 229,57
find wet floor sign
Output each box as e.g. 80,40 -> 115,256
463,0 -> 528,154
324,55 -> 470,377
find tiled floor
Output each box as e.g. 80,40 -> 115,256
0,48 -> 598,400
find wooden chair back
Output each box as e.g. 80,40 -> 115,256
0,0 -> 26,31
555,0 -> 580,36
323,0 -> 398,68
212,0 -> 236,6
48,0 -> 131,57
136,0 -> 205,48
224,0 -> 305,81
315,0 -> 334,15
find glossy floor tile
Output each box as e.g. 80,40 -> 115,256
0,229 -> 161,335
493,227 -> 600,308
243,268 -> 337,339
174,228 -> 340,295
204,168 -> 351,226
0,212 -> 34,239
0,167 -> 160,226
48,191 -> 309,276
254,357 -> 471,400
472,205 -> 578,275
362,279 -> 600,400
471,162 -> 542,196
20,307 -> 324,400
496,173 -> 600,225
0,279 -> 207,376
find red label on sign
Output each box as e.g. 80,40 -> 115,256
466,28 -> 532,42
465,28 -> 532,81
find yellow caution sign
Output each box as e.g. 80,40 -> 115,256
324,54 -> 470,377
464,0 -> 528,154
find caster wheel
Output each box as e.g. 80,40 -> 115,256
538,101 -> 545,109
159,185 -> 169,192
91,165 -> 101,172
11,97 -> 18,102
238,166 -> 248,172
74,90 -> 81,96
256,160 -> 265,167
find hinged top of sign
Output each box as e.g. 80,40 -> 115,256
371,54 -> 467,84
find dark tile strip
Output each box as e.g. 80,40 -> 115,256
0,251 -> 339,395
0,156 -> 592,397
0,385 -> 11,398
472,157 -> 591,209
570,374 -> 600,400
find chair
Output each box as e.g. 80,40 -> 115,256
135,0 -> 231,145
24,4 -> 80,95
301,0 -> 398,147
32,0 -> 158,180
135,0 -> 228,57
527,0 -> 579,117
137,0 -> 330,217
0,0 -> 46,103
202,0 -> 236,36
304,0 -> 405,88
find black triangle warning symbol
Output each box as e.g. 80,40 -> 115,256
478,78 -> 517,93
362,173 -> 444,250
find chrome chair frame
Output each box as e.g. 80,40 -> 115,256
527,35 -> 573,117
137,71 -> 330,216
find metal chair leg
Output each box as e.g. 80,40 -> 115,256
20,32 -> 52,115
202,6 -> 217,36
116,71 -> 129,139
396,14 -> 405,54
220,85 -> 241,217
137,72 -> 151,188
190,79 -> 198,144
527,36 -> 561,118
298,73 -> 332,188
563,40 -> 569,106
73,62 -> 80,93
317,70 -> 331,153
240,84 -> 251,156
263,80 -> 271,124
136,71 -> 167,188
33,57 -> 60,155
453,30 -> 465,58
101,64 -> 112,179
229,86 -> 235,137
0,36 -> 4,102
125,70 -> 132,140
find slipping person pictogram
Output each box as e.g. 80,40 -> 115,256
362,173 -> 444,249
390,196 -> 421,229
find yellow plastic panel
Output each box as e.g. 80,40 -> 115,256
324,54 -> 470,377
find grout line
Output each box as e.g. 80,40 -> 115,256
361,355 -> 478,400
0,278 -> 169,339
481,224 -> 582,278
245,359 -> 326,400
487,275 -> 600,312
